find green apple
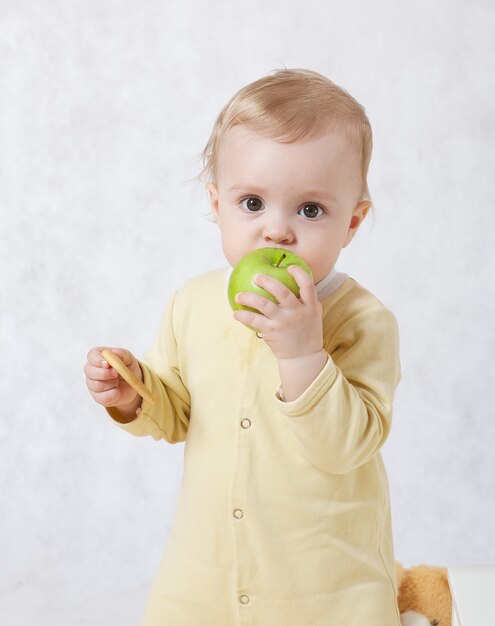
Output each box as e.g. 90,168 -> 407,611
228,248 -> 313,320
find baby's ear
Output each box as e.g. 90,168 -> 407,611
343,200 -> 370,248
207,183 -> 219,218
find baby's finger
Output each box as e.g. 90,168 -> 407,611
91,386 -> 126,408
234,291 -> 278,319
86,376 -> 120,394
233,309 -> 269,333
287,265 -> 317,304
252,274 -> 298,307
87,346 -> 112,367
84,361 -> 119,382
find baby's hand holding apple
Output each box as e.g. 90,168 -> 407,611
233,265 -> 324,361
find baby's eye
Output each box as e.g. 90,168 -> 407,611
299,204 -> 324,219
241,197 -> 264,212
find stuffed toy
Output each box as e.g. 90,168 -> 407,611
395,561 -> 452,626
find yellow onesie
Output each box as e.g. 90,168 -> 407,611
107,268 -> 402,626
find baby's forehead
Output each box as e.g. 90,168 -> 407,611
215,122 -> 363,196
220,122 -> 359,157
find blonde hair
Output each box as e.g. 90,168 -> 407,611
198,68 -> 373,202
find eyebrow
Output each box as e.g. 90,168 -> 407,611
228,184 -> 265,193
228,184 -> 337,202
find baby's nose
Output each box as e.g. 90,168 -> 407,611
262,219 -> 295,245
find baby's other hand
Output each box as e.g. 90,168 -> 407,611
84,346 -> 142,409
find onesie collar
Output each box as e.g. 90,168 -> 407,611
315,268 -> 349,301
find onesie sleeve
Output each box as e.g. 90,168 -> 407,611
275,303 -> 400,475
106,292 -> 190,443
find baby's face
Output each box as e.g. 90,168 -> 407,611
208,124 -> 369,284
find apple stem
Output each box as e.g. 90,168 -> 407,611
275,253 -> 286,268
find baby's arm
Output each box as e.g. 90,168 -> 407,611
233,265 -> 326,400
84,293 -> 191,442
275,304 -> 400,474
234,269 -> 401,474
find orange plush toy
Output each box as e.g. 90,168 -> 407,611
395,562 -> 453,626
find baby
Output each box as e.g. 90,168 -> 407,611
85,68 -> 401,626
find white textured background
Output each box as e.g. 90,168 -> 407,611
1,1 -> 494,624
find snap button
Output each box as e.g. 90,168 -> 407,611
233,509 -> 244,519
240,594 -> 250,605
241,419 -> 252,429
